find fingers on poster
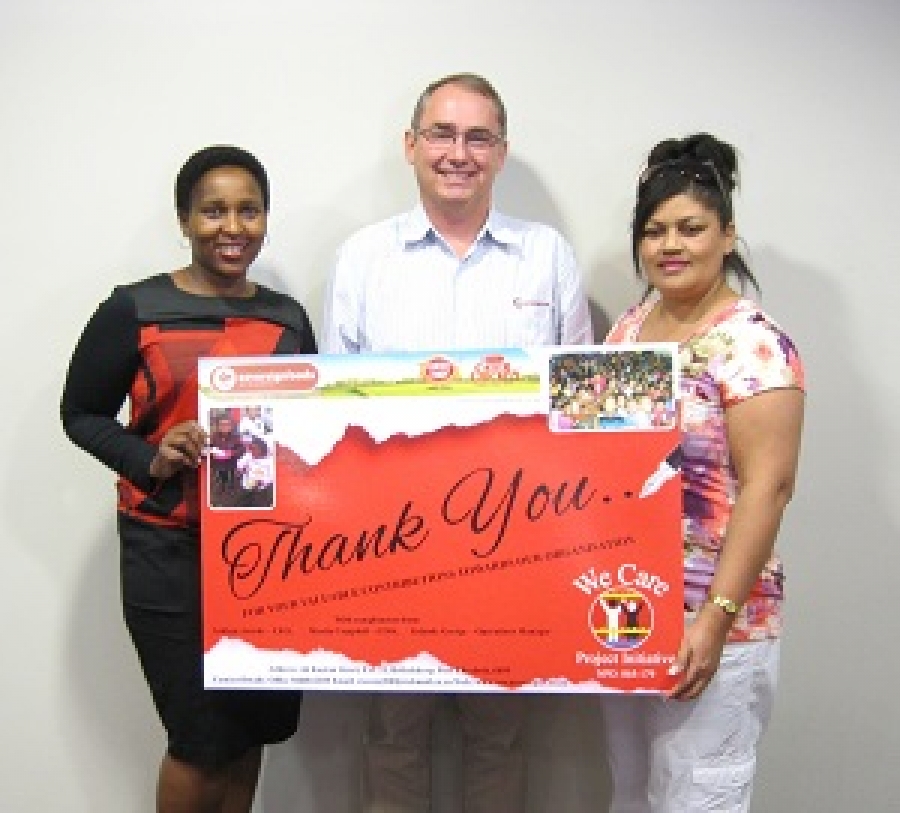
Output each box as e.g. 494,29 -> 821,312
548,347 -> 677,433
206,404 -> 276,510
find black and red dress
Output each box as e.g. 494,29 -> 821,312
62,273 -> 316,768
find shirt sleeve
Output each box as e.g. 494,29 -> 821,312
554,235 -> 594,345
322,241 -> 362,354
717,311 -> 805,407
60,287 -> 159,491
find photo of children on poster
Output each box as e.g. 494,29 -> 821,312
198,346 -> 684,693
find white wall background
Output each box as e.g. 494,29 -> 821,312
1,0 -> 898,810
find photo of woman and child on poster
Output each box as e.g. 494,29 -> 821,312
207,405 -> 276,509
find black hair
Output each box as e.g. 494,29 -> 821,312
174,145 -> 270,217
631,133 -> 758,295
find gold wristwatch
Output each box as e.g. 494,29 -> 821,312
709,594 -> 740,615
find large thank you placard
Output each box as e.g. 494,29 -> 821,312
199,345 -> 684,693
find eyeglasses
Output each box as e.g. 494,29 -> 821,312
638,158 -> 731,206
415,126 -> 505,153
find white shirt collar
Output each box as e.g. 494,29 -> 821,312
400,204 -> 523,251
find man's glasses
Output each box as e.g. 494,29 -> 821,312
638,158 -> 730,205
415,126 -> 505,153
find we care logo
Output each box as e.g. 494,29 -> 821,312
573,564 -> 669,652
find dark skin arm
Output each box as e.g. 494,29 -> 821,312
61,287 -> 207,487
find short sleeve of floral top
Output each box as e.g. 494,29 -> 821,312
606,298 -> 805,642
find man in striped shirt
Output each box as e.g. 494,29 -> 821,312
323,72 -> 592,813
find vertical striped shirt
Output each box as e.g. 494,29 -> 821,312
323,205 -> 593,353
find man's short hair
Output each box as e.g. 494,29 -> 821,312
410,73 -> 507,138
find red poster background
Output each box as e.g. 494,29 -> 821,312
201,414 -> 683,692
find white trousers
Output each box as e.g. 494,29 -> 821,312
602,639 -> 780,813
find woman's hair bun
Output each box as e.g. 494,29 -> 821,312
647,133 -> 737,191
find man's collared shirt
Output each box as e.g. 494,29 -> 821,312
323,205 -> 593,353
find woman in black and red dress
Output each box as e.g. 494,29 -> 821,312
61,145 -> 316,813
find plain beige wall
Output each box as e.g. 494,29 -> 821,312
1,0 -> 898,810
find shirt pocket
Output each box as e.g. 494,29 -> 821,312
689,758 -> 756,811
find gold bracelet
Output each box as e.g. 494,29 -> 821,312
709,594 -> 740,615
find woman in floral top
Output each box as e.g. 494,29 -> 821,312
602,134 -> 805,812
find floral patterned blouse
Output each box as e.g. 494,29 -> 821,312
606,297 -> 805,642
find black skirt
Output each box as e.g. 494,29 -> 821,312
118,513 -> 302,769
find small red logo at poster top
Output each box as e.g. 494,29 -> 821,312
210,362 -> 319,393
471,353 -> 520,381
421,356 -> 457,383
